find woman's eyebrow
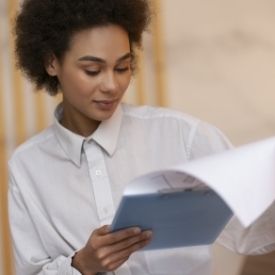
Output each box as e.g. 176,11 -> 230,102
78,52 -> 131,63
78,55 -> 105,63
116,52 -> 131,62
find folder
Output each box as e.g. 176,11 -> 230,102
110,170 -> 233,250
110,137 -> 275,250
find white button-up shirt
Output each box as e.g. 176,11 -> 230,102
8,103 -> 275,275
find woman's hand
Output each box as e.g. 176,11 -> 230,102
72,225 -> 153,275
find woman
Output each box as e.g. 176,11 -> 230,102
9,0 -> 275,275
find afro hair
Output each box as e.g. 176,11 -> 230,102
14,0 -> 152,95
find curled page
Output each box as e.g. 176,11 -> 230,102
111,137 -> 275,250
175,136 -> 275,227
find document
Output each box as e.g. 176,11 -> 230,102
110,137 -> 275,250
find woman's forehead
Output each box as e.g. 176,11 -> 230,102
69,25 -> 130,55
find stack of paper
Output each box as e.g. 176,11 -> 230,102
110,137 -> 275,250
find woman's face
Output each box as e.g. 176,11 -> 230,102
46,24 -> 132,135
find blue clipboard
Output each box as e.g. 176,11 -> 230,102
110,188 -> 233,250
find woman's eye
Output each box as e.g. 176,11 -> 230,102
115,67 -> 130,73
85,70 -> 100,76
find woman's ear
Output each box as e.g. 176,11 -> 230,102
45,53 -> 59,76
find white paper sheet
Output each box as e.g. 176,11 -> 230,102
124,137 -> 275,227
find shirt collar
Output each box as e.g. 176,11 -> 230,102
91,104 -> 123,157
53,103 -> 123,167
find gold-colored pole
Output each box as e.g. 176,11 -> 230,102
136,49 -> 146,105
34,91 -> 48,133
8,0 -> 27,146
0,46 -> 13,275
151,0 -> 167,106
0,2 -> 15,274
0,133 -> 11,275
36,88 -> 62,133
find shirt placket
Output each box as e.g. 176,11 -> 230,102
85,142 -> 115,225
84,141 -> 132,275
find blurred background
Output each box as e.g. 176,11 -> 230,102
1,0 -> 275,274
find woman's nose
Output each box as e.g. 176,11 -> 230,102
99,72 -> 118,93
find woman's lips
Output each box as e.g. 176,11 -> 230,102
94,99 -> 118,110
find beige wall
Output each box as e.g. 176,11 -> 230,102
161,0 -> 275,147
1,0 -> 275,274
159,1 -> 275,274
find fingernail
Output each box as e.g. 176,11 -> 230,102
133,228 -> 141,234
145,231 -> 153,238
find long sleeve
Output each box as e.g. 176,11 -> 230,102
8,171 -> 82,275
216,202 -> 275,255
188,121 -> 275,255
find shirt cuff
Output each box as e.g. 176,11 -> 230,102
58,251 -> 83,275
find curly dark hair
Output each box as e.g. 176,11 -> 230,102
14,0 -> 152,95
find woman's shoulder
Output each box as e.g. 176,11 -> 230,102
121,102 -> 201,125
9,126 -> 55,163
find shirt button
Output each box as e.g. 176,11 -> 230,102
95,169 -> 102,176
103,207 -> 109,214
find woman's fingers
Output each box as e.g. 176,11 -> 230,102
109,230 -> 152,252
93,226 -> 146,248
79,225 -> 153,273
90,226 -> 152,259
96,235 -> 152,272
